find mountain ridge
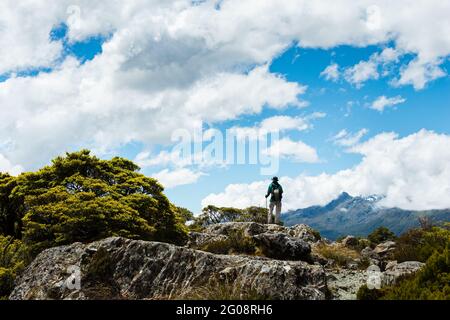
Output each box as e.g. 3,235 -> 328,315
281,192 -> 450,240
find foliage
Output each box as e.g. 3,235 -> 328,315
394,226 -> 450,263
176,207 -> 195,224
0,174 -> 22,238
358,226 -> 450,300
193,205 -> 268,229
367,226 -> 396,246
0,235 -> 29,298
3,150 -> 187,255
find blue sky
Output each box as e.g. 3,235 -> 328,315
158,45 -> 450,213
1,1 -> 449,214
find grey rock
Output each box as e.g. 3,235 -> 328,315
382,261 -> 425,286
10,237 -> 327,300
326,269 -> 366,300
186,232 -> 228,250
252,232 -> 312,261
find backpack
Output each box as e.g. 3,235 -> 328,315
272,184 -> 281,201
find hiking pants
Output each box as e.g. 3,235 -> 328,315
268,201 -> 282,224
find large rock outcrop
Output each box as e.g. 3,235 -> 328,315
10,237 -> 327,300
187,222 -> 319,261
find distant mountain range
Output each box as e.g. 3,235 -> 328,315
281,192 -> 450,240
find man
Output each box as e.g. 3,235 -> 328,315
265,176 -> 283,224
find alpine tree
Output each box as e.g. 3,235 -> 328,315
2,150 -> 187,254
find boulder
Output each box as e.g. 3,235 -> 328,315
186,232 -> 228,250
288,224 -> 321,243
382,261 -> 425,286
327,269 -> 366,300
373,241 -> 396,260
340,236 -> 358,249
252,232 -> 312,261
10,237 -> 327,300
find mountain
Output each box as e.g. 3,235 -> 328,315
281,192 -> 450,240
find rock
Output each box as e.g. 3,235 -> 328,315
186,232 -> 228,250
382,261 -> 425,286
10,237 -> 327,300
326,269 -> 366,300
385,260 -> 398,271
252,232 -> 311,261
203,222 -> 320,244
204,222 -> 267,237
373,241 -> 396,260
288,224 -> 321,243
341,236 -> 358,249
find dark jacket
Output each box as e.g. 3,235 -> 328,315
266,182 -> 283,202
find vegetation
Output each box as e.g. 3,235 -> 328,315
313,242 -> 365,268
182,278 -> 269,300
192,205 -> 268,230
0,150 -> 188,298
198,229 -> 259,256
358,225 -> 450,300
367,226 -> 397,246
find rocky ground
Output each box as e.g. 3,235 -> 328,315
9,222 -> 425,300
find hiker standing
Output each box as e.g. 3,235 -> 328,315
265,177 -> 283,224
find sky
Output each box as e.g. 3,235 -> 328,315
0,0 -> 450,214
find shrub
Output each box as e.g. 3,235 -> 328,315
394,226 -> 450,263
7,150 -> 188,255
0,236 -> 29,298
381,248 -> 449,300
0,268 -> 14,297
367,227 -> 396,246
313,243 -> 361,268
192,205 -> 269,229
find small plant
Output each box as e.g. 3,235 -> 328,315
182,278 -> 270,300
367,227 -> 396,246
313,243 -> 361,268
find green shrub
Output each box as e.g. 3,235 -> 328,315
394,226 -> 450,262
381,248 -> 450,300
7,150 -> 188,255
356,285 -> 384,300
368,227 -> 396,246
0,268 -> 14,297
0,236 -> 29,298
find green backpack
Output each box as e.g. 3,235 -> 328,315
272,185 -> 281,201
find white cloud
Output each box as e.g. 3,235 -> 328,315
202,130 -> 450,211
370,95 -> 406,112
344,60 -> 379,87
0,153 -> 23,176
332,129 -> 369,147
263,138 -> 319,163
152,168 -> 205,189
320,63 -> 340,82
0,0 -> 450,170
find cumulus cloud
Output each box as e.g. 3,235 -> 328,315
344,60 -> 379,87
370,95 -> 406,112
0,153 -> 23,176
263,138 -> 319,163
1,0 -> 450,171
152,168 -> 205,189
202,130 -> 450,211
332,129 -> 369,147
320,63 -> 340,82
